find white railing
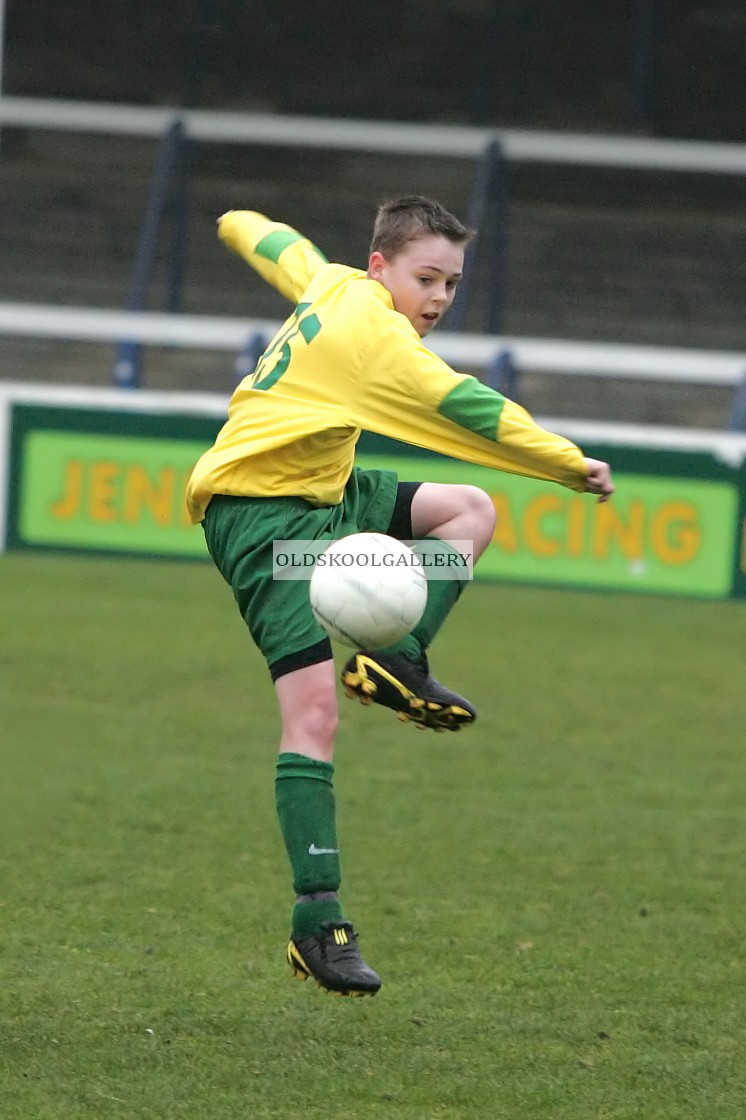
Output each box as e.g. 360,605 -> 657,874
1,302 -> 743,388
2,100 -> 744,427
2,96 -> 746,174
2,379 -> 746,466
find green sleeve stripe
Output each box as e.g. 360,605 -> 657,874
254,229 -> 328,264
437,378 -> 505,442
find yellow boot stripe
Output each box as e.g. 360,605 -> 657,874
352,655 -> 416,702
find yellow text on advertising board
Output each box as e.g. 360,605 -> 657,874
50,459 -> 193,527
491,491 -> 700,566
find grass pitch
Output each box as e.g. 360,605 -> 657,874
1,551 -> 744,1119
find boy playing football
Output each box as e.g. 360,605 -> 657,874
186,196 -> 614,997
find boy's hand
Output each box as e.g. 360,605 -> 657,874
583,458 -> 615,503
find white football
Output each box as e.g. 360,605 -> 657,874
309,532 -> 427,650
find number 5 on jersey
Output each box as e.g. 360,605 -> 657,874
250,303 -> 322,391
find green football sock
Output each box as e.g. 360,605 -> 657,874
275,752 -> 344,937
379,538 -> 469,660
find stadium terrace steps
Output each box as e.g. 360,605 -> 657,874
0,130 -> 743,427
4,1 -> 745,140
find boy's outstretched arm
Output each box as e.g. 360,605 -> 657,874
352,309 -> 615,497
217,210 -> 328,304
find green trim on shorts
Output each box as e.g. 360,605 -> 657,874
202,467 -> 399,670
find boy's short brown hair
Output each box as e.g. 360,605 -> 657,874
369,195 -> 473,259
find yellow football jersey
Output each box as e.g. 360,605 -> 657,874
186,210 -> 588,523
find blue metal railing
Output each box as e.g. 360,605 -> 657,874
727,370 -> 746,431
234,330 -> 269,385
484,348 -> 520,402
112,118 -> 190,389
446,139 -> 522,401
629,0 -> 664,131
447,138 -> 510,336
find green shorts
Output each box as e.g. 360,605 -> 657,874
202,467 -> 400,675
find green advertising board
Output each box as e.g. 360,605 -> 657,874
7,402 -> 746,598
7,405 -> 219,558
17,429 -> 209,556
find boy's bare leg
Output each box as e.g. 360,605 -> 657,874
275,660 -> 338,762
274,660 -> 380,995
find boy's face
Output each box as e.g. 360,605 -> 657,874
368,235 -> 465,337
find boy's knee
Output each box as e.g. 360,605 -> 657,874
457,485 -> 496,538
457,486 -> 496,558
463,485 -> 496,526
